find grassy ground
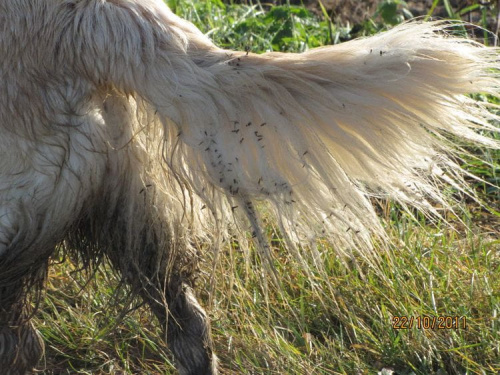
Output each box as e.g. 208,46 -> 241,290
36,1 -> 500,374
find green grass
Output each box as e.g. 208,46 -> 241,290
36,1 -> 500,374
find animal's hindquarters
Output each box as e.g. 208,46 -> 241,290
64,92 -> 218,374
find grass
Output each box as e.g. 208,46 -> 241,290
36,1 -> 500,374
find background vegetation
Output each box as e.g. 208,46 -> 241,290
37,1 -> 499,374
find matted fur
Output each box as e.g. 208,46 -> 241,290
0,0 -> 499,374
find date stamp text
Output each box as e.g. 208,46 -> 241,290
392,316 -> 467,330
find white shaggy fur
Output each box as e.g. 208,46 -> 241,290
0,0 -> 499,374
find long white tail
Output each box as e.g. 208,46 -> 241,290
66,1 -> 500,260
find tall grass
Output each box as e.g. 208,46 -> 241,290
36,1 -> 500,374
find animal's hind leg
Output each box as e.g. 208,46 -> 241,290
149,275 -> 217,375
94,200 -> 217,374
105,232 -> 217,375
0,275 -> 45,375
89,91 -> 217,375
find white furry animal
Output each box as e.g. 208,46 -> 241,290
0,0 -> 499,374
